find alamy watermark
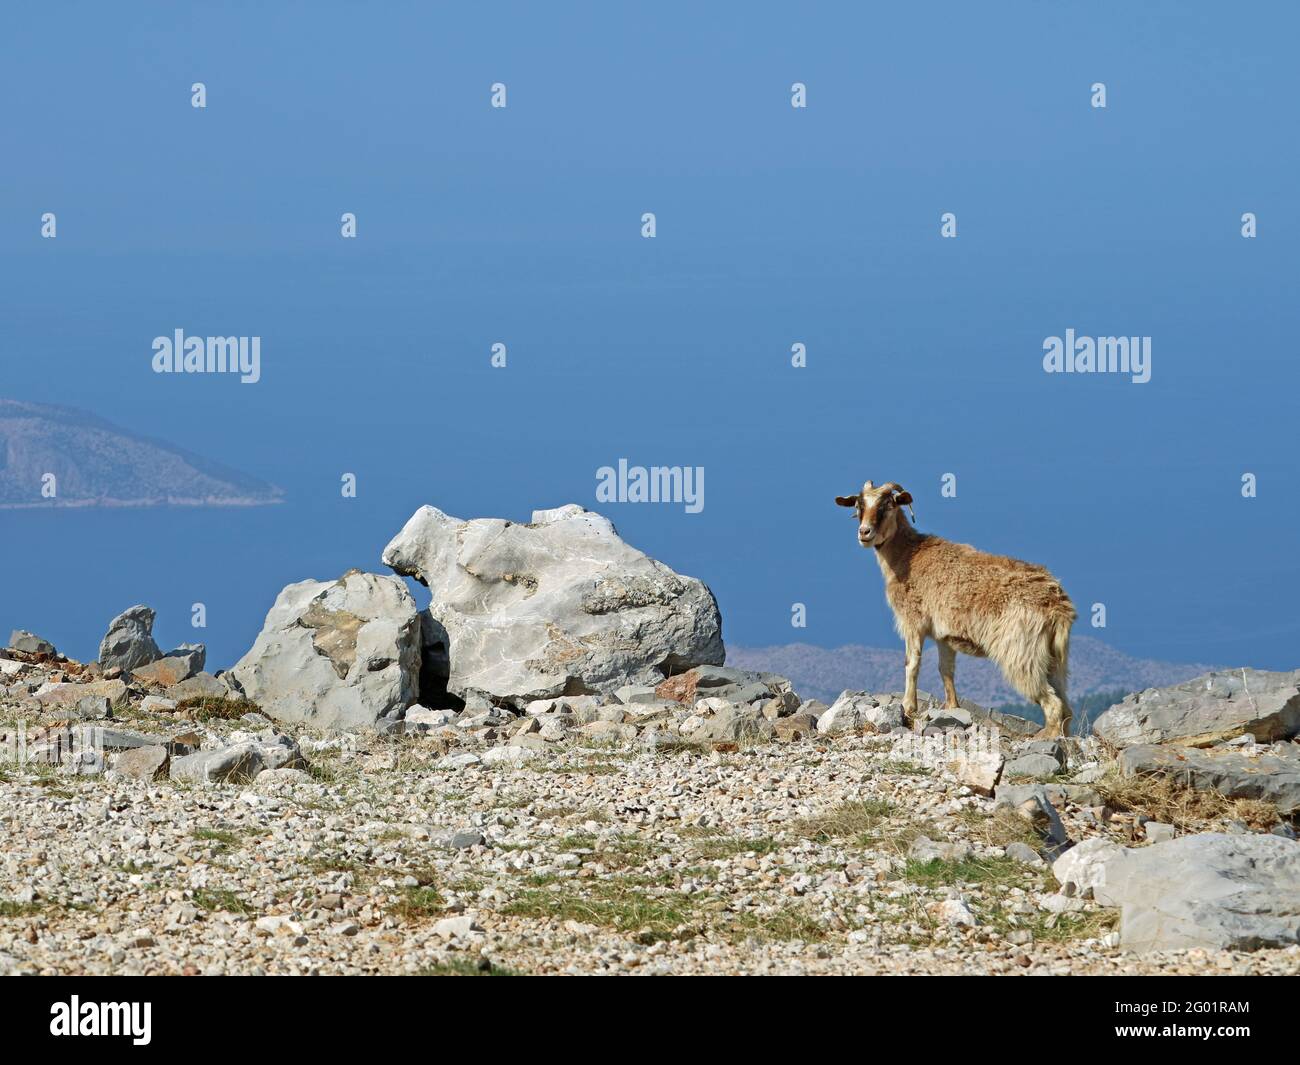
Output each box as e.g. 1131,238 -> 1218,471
152,329 -> 261,383
596,460 -> 704,513
1042,329 -> 1150,384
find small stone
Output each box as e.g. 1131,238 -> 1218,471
113,745 -> 170,781
1144,821 -> 1176,843
432,915 -> 483,938
8,630 -> 56,655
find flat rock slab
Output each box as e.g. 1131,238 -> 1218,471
1120,742 -> 1300,815
1004,753 -> 1062,781
8,630 -> 55,655
132,651 -> 203,687
34,679 -> 126,708
1073,833 -> 1300,952
168,672 -> 228,701
1094,669 -> 1300,748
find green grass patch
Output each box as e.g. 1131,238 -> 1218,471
790,799 -> 895,846
721,905 -> 829,943
680,826 -> 781,860
903,855 -> 1024,888
502,879 -> 700,943
880,759 -> 931,776
191,888 -> 253,915
391,886 -> 445,921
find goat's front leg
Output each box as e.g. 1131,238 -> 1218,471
902,635 -> 923,719
937,640 -> 959,709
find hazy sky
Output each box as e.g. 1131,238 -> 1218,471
2,2 -> 1298,670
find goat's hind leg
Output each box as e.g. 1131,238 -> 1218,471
1031,680 -> 1072,739
937,640 -> 960,709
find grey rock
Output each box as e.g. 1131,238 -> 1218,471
612,684 -> 659,705
113,745 -> 170,781
1119,742 -> 1300,815
925,707 -> 972,729
170,743 -> 265,785
1074,833 -> 1300,952
1004,753 -> 1063,781
1021,738 -> 1066,764
1094,669 -> 1300,748
98,605 -> 162,673
481,745 -> 541,766
230,570 -> 420,731
131,655 -> 197,687
760,691 -> 802,719
8,630 -> 55,655
381,503 -> 723,703
577,720 -> 638,745
431,915 -> 482,938
1061,785 -> 1103,807
1005,842 -> 1046,867
946,749 -> 1004,796
817,691 -> 906,735
994,784 -> 1069,846
1145,821 -> 1176,843
34,678 -> 126,709
168,672 -> 229,701
1052,837 -> 1127,899
772,713 -> 819,742
449,830 -> 485,850
405,707 -> 457,729
908,837 -> 972,862
687,705 -> 773,744
71,726 -> 157,751
435,753 -> 482,770
75,694 -> 112,720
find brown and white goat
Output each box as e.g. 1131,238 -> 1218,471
835,480 -> 1077,737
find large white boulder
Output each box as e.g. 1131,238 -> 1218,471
230,570 -> 420,730
381,503 -> 724,704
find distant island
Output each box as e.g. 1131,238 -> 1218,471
0,398 -> 284,509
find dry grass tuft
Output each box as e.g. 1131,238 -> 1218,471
1096,764 -> 1279,831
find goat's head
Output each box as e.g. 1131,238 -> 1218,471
835,480 -> 914,548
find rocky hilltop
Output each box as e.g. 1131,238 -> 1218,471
0,398 -> 284,508
0,503 -> 1296,976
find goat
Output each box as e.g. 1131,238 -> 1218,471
835,479 -> 1077,737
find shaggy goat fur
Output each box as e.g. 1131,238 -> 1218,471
836,479 -> 1077,737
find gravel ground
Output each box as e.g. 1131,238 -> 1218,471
2,708 -> 1297,976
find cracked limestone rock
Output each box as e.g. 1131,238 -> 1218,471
382,503 -> 724,704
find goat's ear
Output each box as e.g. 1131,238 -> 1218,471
893,491 -> 913,507
835,495 -> 859,508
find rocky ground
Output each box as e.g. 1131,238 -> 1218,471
2,651 -> 1297,976
3,504 -> 1297,977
